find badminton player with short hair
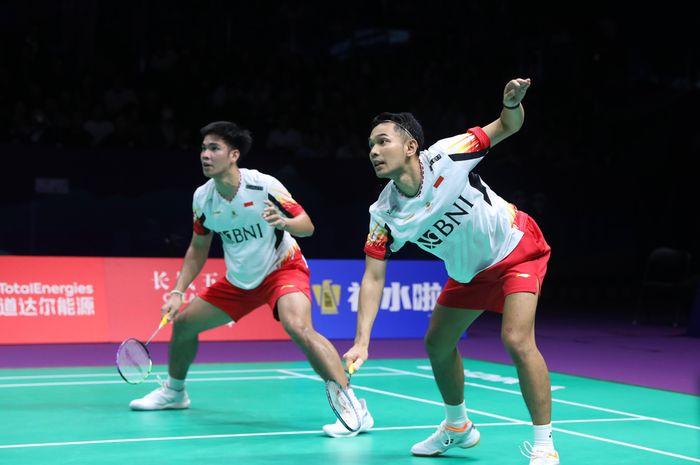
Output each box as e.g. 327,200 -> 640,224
129,120 -> 373,437
344,79 -> 560,464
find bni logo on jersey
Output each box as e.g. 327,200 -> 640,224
312,279 -> 341,314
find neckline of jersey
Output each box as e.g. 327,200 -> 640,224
214,170 -> 243,203
392,154 -> 425,199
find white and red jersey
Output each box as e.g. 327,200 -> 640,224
192,168 -> 306,289
364,127 -> 524,284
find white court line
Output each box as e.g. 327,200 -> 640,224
0,376 -> 304,388
550,428 -> 700,463
0,367 -> 316,380
2,365 -> 698,461
378,366 -> 700,431
0,429 -> 323,449
0,366 -> 374,381
0,373 -> 125,380
1,419 -> 695,463
3,365 -> 698,430
277,369 -> 531,425
368,417 -> 648,430
0,419 -> 638,450
0,371 -> 398,388
4,366 -> 698,431
375,366 -> 700,462
552,417 -> 645,424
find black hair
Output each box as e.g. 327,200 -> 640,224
370,112 -> 424,151
200,121 -> 253,156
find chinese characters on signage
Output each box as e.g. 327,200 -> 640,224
0,282 -> 95,318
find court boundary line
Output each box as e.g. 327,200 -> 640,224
0,371 -> 398,388
0,419 -> 645,450
277,369 -> 529,424
0,368 -> 321,380
2,364 -> 698,461
278,369 -> 700,462
380,366 -> 700,431
2,365 -> 697,432
3,364 -> 697,432
373,366 -> 700,463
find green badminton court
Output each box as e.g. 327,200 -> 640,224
1,358 -> 698,464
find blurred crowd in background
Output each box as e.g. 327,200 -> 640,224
1,1 -> 698,312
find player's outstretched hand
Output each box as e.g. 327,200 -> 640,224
503,78 -> 531,107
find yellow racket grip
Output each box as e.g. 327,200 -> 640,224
158,314 -> 170,329
348,362 -> 356,375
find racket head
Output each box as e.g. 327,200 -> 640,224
325,380 -> 361,432
116,338 -> 153,384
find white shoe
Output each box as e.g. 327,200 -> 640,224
411,420 -> 480,456
129,383 -> 190,411
520,441 -> 560,465
323,398 -> 374,438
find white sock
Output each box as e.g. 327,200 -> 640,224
533,423 -> 554,448
167,376 -> 185,391
444,401 -> 469,427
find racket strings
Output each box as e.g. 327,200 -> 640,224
116,317 -> 168,385
116,339 -> 152,384
327,381 -> 361,432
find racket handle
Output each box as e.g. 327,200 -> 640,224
348,363 -> 356,375
145,315 -> 170,345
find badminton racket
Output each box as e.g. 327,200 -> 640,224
325,362 -> 361,432
116,314 -> 169,384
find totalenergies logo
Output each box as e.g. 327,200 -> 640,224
312,279 -> 341,314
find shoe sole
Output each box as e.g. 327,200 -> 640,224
130,402 -> 191,411
411,429 -> 480,456
323,429 -> 361,438
323,415 -> 374,438
460,435 -> 480,449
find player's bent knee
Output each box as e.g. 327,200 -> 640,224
424,332 -> 452,357
171,314 -> 200,340
282,319 -> 313,342
501,332 -> 536,358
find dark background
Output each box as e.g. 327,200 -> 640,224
1,1 -> 698,317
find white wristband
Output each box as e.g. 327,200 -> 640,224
169,290 -> 185,298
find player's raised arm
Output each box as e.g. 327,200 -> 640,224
343,255 -> 387,371
482,78 -> 530,147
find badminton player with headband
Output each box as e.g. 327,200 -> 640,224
127,120 -> 373,438
344,79 -> 560,464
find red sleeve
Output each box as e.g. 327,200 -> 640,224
364,243 -> 390,260
467,126 -> 491,150
193,214 -> 210,235
268,194 -> 305,218
363,223 -> 392,260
